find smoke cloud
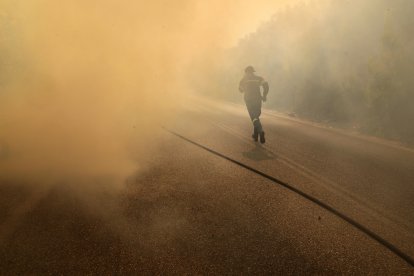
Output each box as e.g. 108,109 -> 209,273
0,1 -> 295,186
196,0 -> 414,144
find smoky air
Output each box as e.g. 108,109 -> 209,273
1,1 -> 414,273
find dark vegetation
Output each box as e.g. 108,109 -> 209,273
193,1 -> 414,145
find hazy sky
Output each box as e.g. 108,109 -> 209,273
191,0 -> 306,47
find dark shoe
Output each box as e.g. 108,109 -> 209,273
252,132 -> 259,142
259,131 -> 265,144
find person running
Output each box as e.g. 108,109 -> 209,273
239,66 -> 269,143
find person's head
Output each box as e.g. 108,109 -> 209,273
244,65 -> 255,74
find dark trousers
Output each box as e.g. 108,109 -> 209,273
245,99 -> 263,133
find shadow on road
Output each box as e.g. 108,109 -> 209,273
242,144 -> 275,161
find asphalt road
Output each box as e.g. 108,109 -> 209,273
1,97 -> 414,274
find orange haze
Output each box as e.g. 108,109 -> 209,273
0,0 -> 298,186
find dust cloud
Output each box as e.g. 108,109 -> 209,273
0,1 -> 294,187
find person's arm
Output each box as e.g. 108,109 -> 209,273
261,79 -> 269,101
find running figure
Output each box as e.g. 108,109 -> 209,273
239,66 -> 269,143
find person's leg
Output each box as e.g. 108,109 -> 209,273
246,101 -> 263,141
245,103 -> 257,140
253,116 -> 265,143
254,105 -> 265,143
252,118 -> 262,132
251,101 -> 263,132
259,127 -> 265,144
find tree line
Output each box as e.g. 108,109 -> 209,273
192,0 -> 414,145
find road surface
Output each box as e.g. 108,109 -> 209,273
1,97 -> 414,274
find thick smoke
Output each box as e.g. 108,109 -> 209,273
195,0 -> 414,144
0,1 -> 179,185
0,0 -> 295,186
